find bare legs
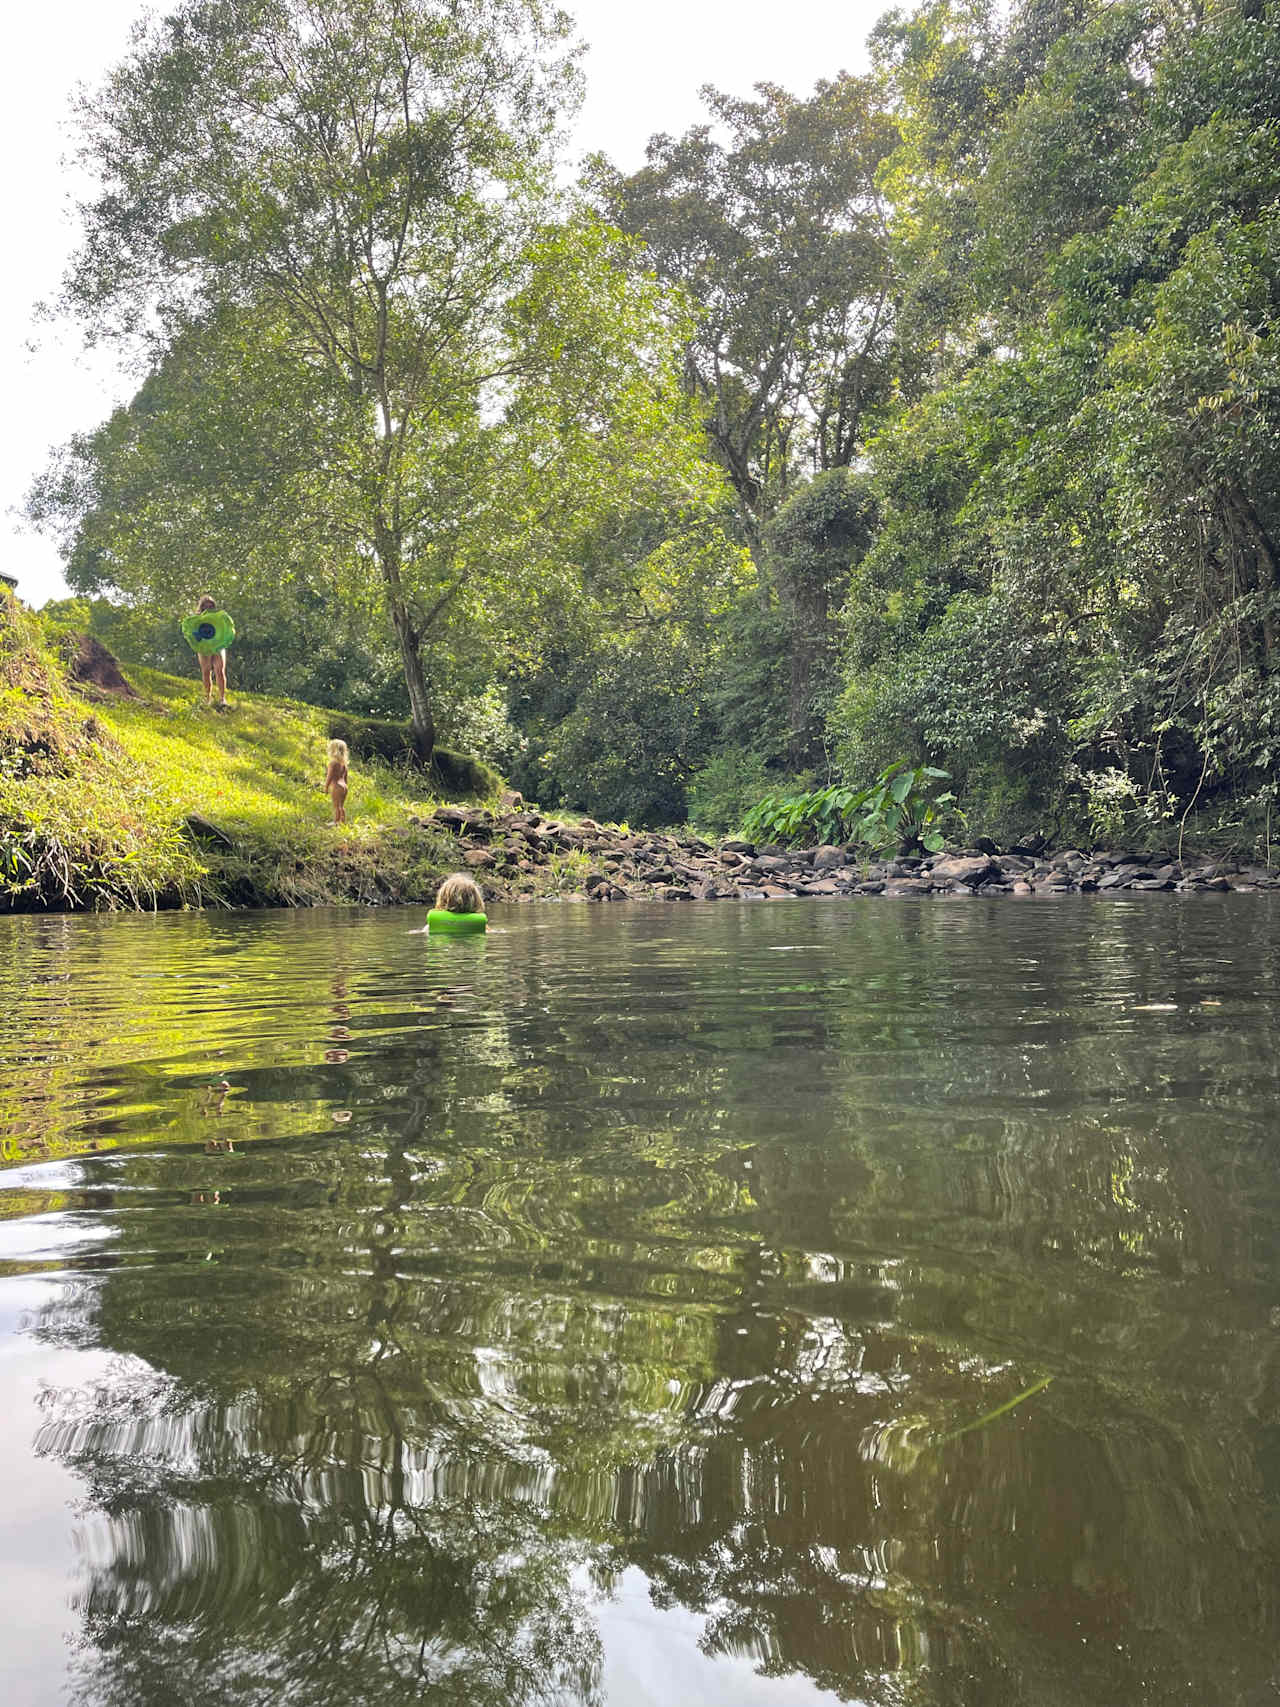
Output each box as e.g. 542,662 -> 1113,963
199,651 -> 228,707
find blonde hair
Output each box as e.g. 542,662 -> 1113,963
327,738 -> 349,762
435,872 -> 484,914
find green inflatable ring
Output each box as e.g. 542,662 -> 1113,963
427,909 -> 487,935
181,610 -> 236,654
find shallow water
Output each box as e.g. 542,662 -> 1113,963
0,898 -> 1277,1707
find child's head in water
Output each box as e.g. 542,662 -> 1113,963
435,872 -> 484,914
196,594 -> 217,613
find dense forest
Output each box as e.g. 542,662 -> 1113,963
28,0 -> 1280,850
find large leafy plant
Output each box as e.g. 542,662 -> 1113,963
741,761 -> 955,853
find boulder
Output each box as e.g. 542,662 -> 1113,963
184,814 -> 235,849
67,633 -> 139,697
928,854 -> 996,886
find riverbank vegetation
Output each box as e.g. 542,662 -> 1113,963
0,595 -> 489,910
25,0 -> 1280,861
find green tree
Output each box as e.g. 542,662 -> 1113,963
833,0 -> 1280,843
595,76 -> 898,552
48,0 -> 710,757
766,468 -> 876,768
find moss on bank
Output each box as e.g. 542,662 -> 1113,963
0,595 -> 494,912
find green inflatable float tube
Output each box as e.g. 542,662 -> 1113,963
427,909 -> 487,935
181,610 -> 236,654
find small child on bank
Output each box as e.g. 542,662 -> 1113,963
428,872 -> 487,933
324,738 -> 349,824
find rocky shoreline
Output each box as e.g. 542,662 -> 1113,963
427,806 -> 1279,900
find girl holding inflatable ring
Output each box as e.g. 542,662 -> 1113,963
181,594 -> 235,709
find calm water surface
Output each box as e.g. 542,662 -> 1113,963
0,899 -> 1277,1707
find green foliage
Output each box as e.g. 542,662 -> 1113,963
38,0 -> 714,751
596,77 -> 898,545
0,592 -> 512,912
0,596 -> 203,910
766,469 -> 877,767
686,749 -> 795,837
741,761 -> 955,853
835,0 -> 1280,853
24,0 -> 1280,845
508,517 -> 750,826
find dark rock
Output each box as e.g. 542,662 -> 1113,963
884,878 -> 932,895
1238,866 -> 1277,886
184,814 -> 235,849
720,839 -> 755,856
929,854 -> 996,886
67,633 -> 139,697
812,845 -> 845,870
658,885 -> 692,901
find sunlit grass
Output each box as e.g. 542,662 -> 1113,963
0,600 -> 473,909
101,666 -> 443,836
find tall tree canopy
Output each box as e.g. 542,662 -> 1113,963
595,76 -> 898,550
834,0 -> 1280,843
44,0 -> 718,754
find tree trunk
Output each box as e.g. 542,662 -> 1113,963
376,526 -> 436,762
390,599 -> 436,762
1226,482 -> 1279,666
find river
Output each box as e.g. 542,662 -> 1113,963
0,898 -> 1277,1706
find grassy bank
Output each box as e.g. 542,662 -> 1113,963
0,595 -> 497,911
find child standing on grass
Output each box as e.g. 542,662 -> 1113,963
189,594 -> 231,709
324,738 -> 349,824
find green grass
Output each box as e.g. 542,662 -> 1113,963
0,597 -> 489,911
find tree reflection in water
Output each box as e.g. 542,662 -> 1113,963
5,900 -> 1279,1705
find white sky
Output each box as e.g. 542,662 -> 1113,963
1,0 -> 884,607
